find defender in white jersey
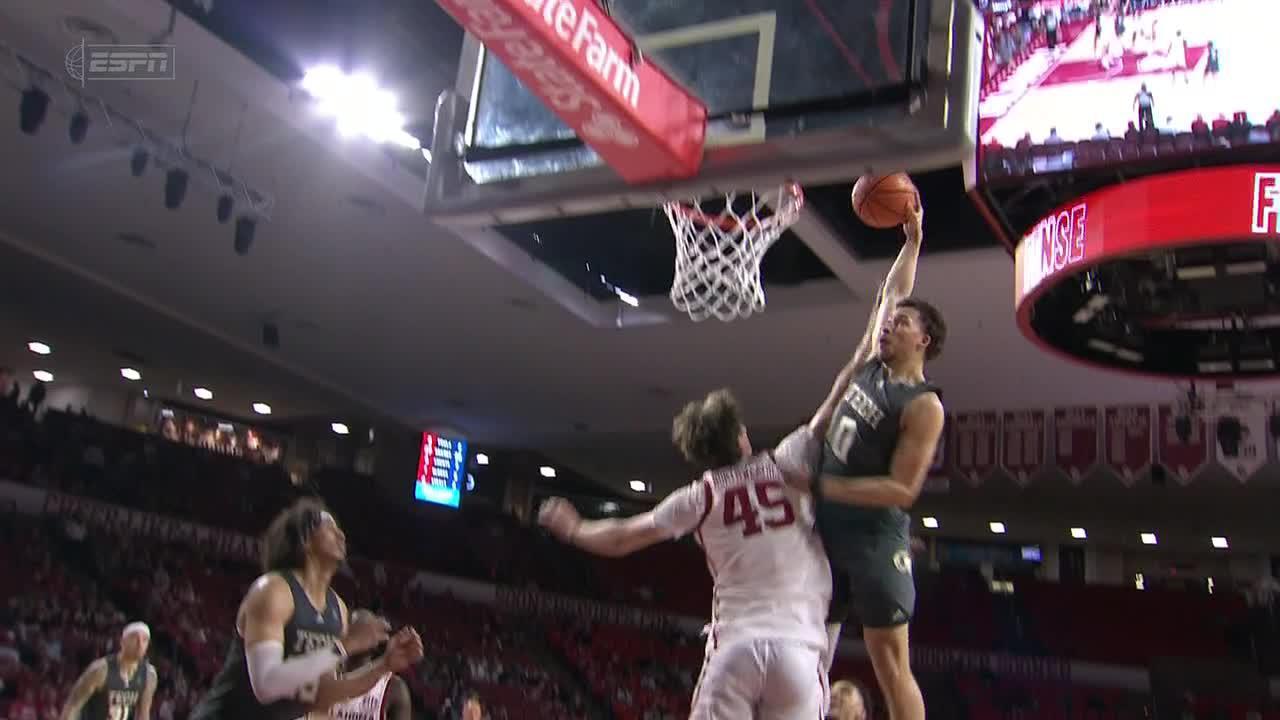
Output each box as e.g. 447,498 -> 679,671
539,380 -> 862,719
320,612 -> 412,720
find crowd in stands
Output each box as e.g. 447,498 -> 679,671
983,109 -> 1280,179
3,385 -> 1280,718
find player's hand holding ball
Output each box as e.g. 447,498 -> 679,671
537,497 -> 582,543
851,173 -> 921,243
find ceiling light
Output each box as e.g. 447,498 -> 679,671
252,402 -> 272,415
1211,536 -> 1229,549
475,453 -> 489,466
539,466 -> 556,478
616,288 -> 639,307
331,423 -> 350,435
989,521 -> 1006,534
32,370 -> 54,383
193,387 -> 214,401
1071,527 -> 1088,539
629,479 -> 648,493
119,367 -> 142,381
922,517 -> 939,529
27,341 -> 51,355
1140,532 -> 1158,545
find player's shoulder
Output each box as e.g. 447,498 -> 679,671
147,662 -> 159,682
904,391 -> 945,422
244,572 -> 295,613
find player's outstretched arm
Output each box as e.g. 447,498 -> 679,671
818,392 -> 944,509
58,658 -> 107,720
538,497 -> 670,558
810,203 -> 924,437
539,481 -> 707,557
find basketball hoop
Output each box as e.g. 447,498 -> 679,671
664,182 -> 804,322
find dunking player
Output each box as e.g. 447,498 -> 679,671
190,499 -> 423,720
793,201 -> 945,720
538,368 -> 868,717
59,622 -> 156,720
324,611 -> 413,720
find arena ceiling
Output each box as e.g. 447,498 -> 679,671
3,0 -> 1280,517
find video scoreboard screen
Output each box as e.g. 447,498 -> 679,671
414,431 -> 468,508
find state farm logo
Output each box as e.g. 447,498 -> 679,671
1021,202 -> 1088,296
580,110 -> 638,147
1254,172 -> 1280,235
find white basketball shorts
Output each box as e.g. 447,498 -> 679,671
689,637 -> 829,720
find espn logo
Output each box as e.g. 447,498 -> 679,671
1255,173 -> 1280,235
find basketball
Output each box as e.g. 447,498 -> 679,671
851,173 -> 920,229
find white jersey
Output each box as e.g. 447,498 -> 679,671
322,673 -> 391,720
652,426 -> 832,651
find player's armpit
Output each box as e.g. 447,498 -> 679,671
59,658 -> 107,720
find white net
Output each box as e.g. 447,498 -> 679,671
663,182 -> 804,322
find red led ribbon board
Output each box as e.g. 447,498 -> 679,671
437,0 -> 707,184
1015,165 -> 1280,309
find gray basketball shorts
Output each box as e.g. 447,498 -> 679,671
824,530 -> 916,629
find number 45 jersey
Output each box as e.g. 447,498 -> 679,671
651,426 -> 831,651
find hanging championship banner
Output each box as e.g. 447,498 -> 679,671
1001,410 -> 1045,486
1053,407 -> 1099,485
1213,395 -> 1268,483
1104,405 -> 1153,486
953,411 -> 999,486
1156,405 -> 1208,485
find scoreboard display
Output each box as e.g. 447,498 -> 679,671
414,431 -> 469,508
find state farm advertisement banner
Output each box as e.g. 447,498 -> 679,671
437,0 -> 706,183
1000,410 -> 1045,486
1213,396 -> 1269,483
952,412 -> 999,486
1054,407 -> 1099,485
1156,405 -> 1209,485
1104,405 -> 1153,486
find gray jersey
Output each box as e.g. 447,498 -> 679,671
817,359 -> 939,539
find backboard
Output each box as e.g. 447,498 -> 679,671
424,0 -> 982,227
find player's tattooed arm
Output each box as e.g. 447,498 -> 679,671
818,392 -> 944,509
58,658 -> 107,720
137,664 -> 158,720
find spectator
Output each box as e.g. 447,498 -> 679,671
1045,128 -> 1064,144
1092,123 -> 1111,140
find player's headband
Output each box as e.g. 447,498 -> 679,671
297,508 -> 335,543
121,622 -> 150,640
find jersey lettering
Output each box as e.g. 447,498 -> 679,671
830,416 -> 858,462
722,481 -> 795,538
